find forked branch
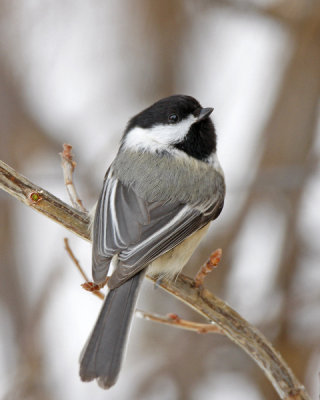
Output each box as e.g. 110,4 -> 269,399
0,159 -> 311,400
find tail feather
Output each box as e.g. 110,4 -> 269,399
79,270 -> 145,389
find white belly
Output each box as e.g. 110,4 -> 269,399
147,224 -> 210,279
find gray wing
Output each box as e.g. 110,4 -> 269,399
92,174 -> 224,288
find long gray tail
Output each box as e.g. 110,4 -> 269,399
79,270 -> 145,389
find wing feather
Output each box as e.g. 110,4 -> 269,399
92,172 -> 224,287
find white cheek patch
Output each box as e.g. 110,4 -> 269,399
122,114 -> 196,152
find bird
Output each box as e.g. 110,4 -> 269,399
79,94 -> 225,389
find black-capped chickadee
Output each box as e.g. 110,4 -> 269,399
79,95 -> 225,389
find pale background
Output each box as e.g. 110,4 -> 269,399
0,1 -> 320,399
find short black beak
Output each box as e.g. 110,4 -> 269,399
197,107 -> 214,122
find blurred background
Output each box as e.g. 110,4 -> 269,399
1,0 -> 320,399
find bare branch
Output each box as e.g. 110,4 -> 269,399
64,238 -> 90,282
0,159 -> 311,400
64,237 -> 105,300
60,144 -> 87,212
0,159 -> 90,241
136,309 -> 224,334
146,274 -> 310,400
194,248 -> 222,288
64,237 -> 223,334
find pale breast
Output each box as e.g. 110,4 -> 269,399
147,224 -> 210,279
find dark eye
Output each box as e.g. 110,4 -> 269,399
168,113 -> 179,124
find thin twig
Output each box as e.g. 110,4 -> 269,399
0,159 -> 311,400
136,309 -> 224,334
64,239 -> 222,335
194,248 -> 222,288
60,144 -> 87,212
64,237 -> 104,300
64,238 -> 90,282
64,237 -> 222,334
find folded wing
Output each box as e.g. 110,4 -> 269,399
92,173 -> 224,288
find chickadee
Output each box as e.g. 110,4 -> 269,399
79,94 -> 225,389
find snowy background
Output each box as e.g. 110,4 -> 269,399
0,1 -> 320,399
